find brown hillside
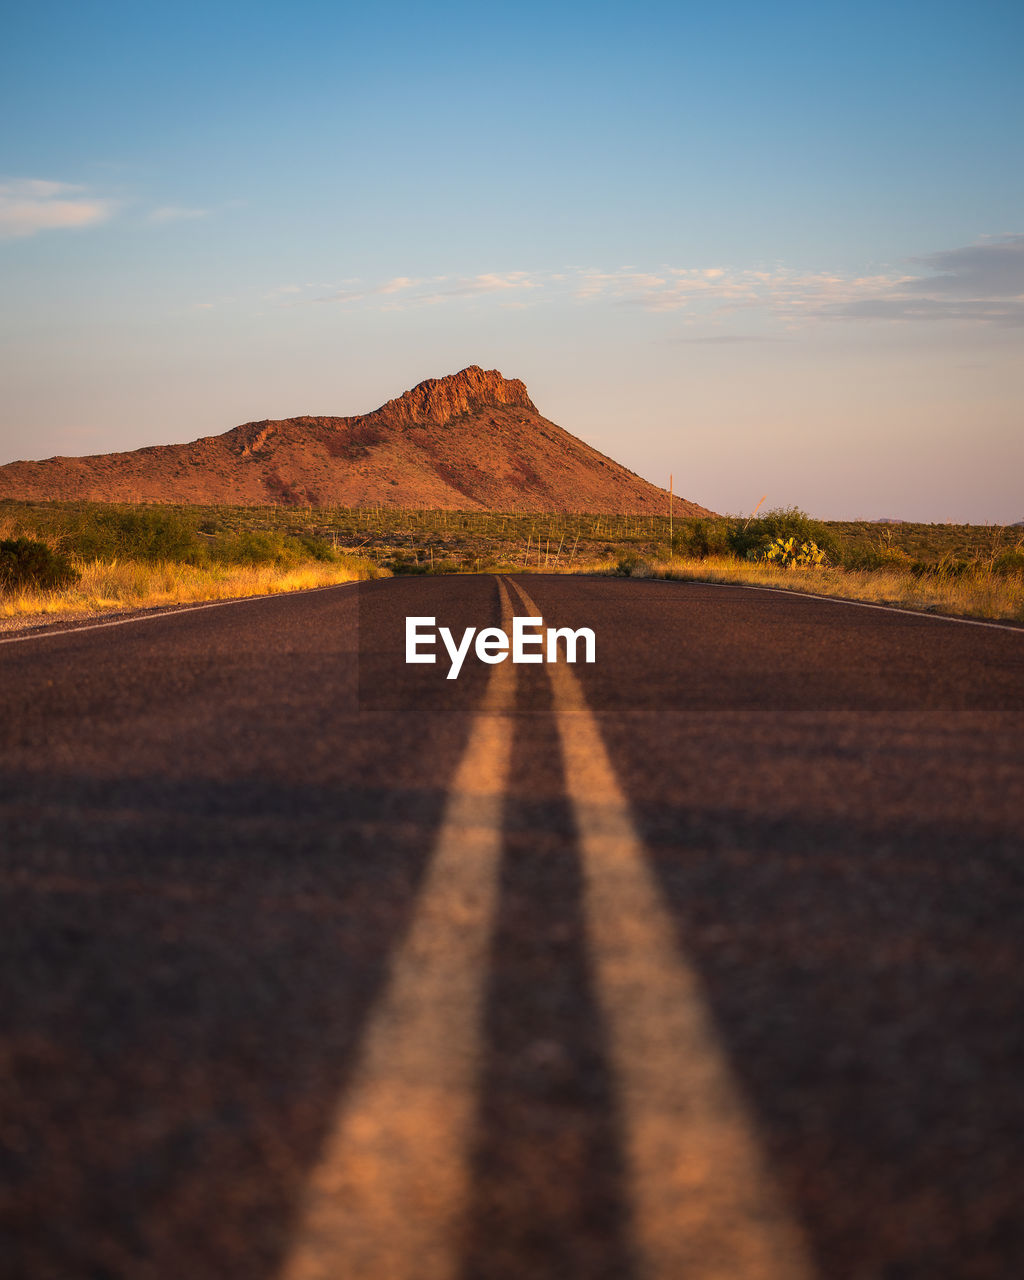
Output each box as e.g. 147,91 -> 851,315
0,366 -> 713,515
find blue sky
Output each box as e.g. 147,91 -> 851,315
2,0 -> 1022,520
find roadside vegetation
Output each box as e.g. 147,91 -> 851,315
0,503 -> 386,627
2,499 -> 1021,625
612,555 -> 1024,622
608,508 -> 1024,622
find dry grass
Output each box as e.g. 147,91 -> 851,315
609,556 -> 1024,623
0,556 -> 384,630
4,501 -> 1021,629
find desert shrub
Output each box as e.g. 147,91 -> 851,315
933,555 -> 972,579
0,538 -> 80,592
993,548 -> 1024,576
65,508 -> 201,563
424,558 -> 465,575
476,557 -> 521,574
209,529 -> 293,565
387,551 -> 423,574
839,546 -> 886,571
839,542 -> 915,571
295,533 -> 335,562
675,518 -> 730,558
208,529 -> 337,566
841,546 -> 877,570
728,507 -> 838,562
616,553 -> 653,577
896,554 -> 975,579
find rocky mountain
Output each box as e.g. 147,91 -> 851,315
0,366 -> 713,515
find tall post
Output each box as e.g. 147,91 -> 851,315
669,473 -> 673,551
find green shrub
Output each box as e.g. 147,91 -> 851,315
934,555 -> 972,579
839,546 -> 887,571
675,518 -> 730,559
840,542 -> 915,571
616,553 -> 653,577
295,534 -> 336,563
728,507 -> 838,562
0,538 -> 80,592
207,529 -> 337,566
65,508 -> 201,563
993,549 -> 1024,576
209,529 -> 291,565
424,558 -> 465,575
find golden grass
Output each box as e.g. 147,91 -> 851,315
0,556 -> 385,627
605,556 -> 1024,623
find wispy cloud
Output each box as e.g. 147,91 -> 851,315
414,272 -> 540,304
442,271 -> 539,296
376,275 -> 421,294
819,295 -> 1024,325
0,178 -> 114,239
816,235 -> 1024,326
266,280 -> 355,302
574,270 -> 667,301
570,264 -> 905,318
571,242 -> 1024,326
265,237 -> 1023,326
798,235 -> 1024,327
303,271 -> 540,309
908,235 -> 1024,297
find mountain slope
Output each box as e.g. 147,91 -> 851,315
0,366 -> 713,515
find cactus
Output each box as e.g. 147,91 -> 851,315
761,536 -> 827,569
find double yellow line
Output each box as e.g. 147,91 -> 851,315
282,576 -> 811,1280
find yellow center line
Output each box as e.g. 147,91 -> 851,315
281,577 -> 516,1280
507,576 -> 813,1280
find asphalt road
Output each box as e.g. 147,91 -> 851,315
1,573 -> 1022,1280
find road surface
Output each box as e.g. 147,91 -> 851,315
1,573 -> 1022,1279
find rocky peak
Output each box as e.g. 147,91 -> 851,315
371,365 -> 536,427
